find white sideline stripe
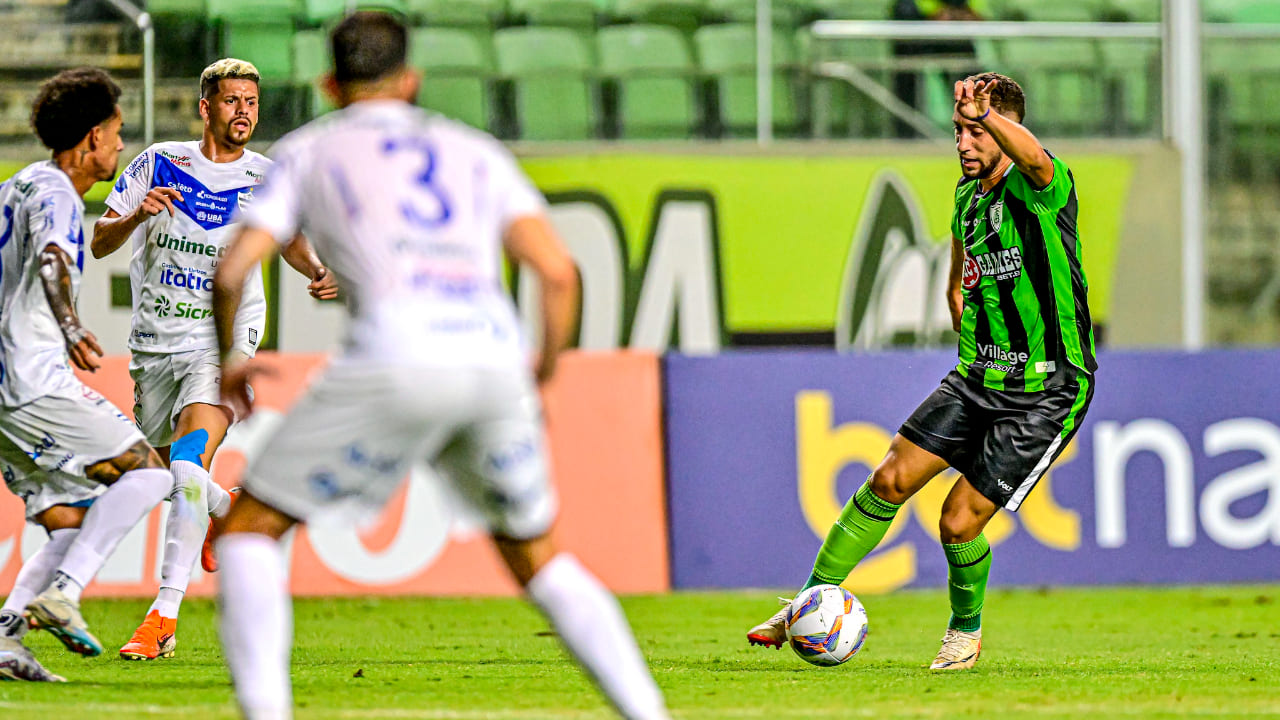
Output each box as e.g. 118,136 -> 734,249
0,702 -> 1276,718
1005,432 -> 1063,511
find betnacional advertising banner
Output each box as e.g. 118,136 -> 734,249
0,352 -> 670,597
664,350 -> 1280,591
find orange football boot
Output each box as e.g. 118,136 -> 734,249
119,610 -> 176,661
201,488 -> 240,573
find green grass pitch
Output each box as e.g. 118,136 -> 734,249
2,586 -> 1278,719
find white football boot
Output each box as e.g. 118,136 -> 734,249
0,636 -> 65,682
930,628 -> 982,670
746,598 -> 791,649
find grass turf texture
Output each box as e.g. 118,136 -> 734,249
1,586 -> 1278,719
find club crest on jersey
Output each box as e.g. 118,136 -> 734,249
237,188 -> 255,211
988,200 -> 1004,232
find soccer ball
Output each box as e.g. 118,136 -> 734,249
783,584 -> 868,666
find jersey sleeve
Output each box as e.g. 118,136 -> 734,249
104,148 -> 153,217
237,147 -> 304,245
1008,152 -> 1072,213
26,184 -> 84,262
488,144 -> 547,232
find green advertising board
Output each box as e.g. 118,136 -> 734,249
521,152 -> 1133,350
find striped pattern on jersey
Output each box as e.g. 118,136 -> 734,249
950,153 -> 1097,392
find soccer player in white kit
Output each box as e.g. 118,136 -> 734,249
0,68 -> 174,681
211,13 -> 670,720
92,58 -> 336,662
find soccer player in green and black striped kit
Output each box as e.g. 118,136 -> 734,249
747,73 -> 1096,670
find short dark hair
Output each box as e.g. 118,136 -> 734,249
966,72 -> 1026,123
200,58 -> 261,100
331,11 -> 407,84
31,67 -> 122,152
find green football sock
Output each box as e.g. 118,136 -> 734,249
944,534 -> 991,632
802,480 -> 902,590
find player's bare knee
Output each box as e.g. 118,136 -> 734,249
35,504 -> 87,531
221,491 -> 296,540
868,466 -> 912,505
494,532 -> 556,586
938,511 -> 982,545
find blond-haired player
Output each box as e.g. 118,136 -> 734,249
92,58 -> 336,661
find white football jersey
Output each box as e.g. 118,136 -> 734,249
0,161 -> 89,406
106,141 -> 268,355
239,101 -> 545,367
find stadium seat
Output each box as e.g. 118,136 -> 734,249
1100,0 -> 1160,22
597,24 -> 698,138
207,0 -> 300,21
611,0 -> 706,34
148,0 -> 206,15
493,27 -> 597,139
796,28 -> 892,137
408,0 -> 508,26
410,27 -> 492,130
812,0 -> 887,20
1097,38 -> 1159,133
302,0 -> 410,24
148,0 -> 209,76
1001,3 -> 1103,22
694,23 -> 803,137
704,0 -> 805,26
990,38 -> 1103,136
509,0 -> 599,28
221,22 -> 295,82
1226,1 -> 1280,23
293,29 -> 336,117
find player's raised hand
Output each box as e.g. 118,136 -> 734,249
134,187 -> 183,220
307,266 -> 339,300
61,322 -> 103,372
954,78 -> 994,121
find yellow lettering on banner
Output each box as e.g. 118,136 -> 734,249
794,389 -> 1082,593
1018,441 -> 1081,550
795,391 -> 915,593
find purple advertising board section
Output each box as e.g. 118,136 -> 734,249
663,349 -> 1280,590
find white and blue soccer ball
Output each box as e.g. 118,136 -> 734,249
783,584 -> 869,666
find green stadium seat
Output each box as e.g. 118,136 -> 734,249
509,0 -> 598,27
611,0 -> 706,33
1100,0 -> 1160,22
991,38 -> 1103,136
221,21 -> 295,82
694,23 -> 802,137
148,0 -> 209,77
1227,1 -> 1280,23
148,0 -> 206,15
208,0 -> 300,20
796,28 -> 892,137
493,27 -> 597,139
1004,3 -> 1103,22
410,27 -> 492,130
813,0 -> 887,20
293,29 -> 336,117
704,0 -> 804,25
1098,38 -> 1159,133
303,0 -> 407,24
597,25 -> 697,138
408,0 -> 507,26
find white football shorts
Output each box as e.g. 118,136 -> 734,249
0,380 -> 143,519
242,361 -> 557,540
130,348 -> 249,447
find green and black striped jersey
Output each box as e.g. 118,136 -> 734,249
950,153 -> 1097,392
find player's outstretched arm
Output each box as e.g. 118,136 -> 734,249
955,78 -> 1054,189
38,244 -> 103,372
281,233 -> 338,300
504,214 -> 579,384
91,187 -> 183,258
213,226 -> 280,417
947,235 -> 964,332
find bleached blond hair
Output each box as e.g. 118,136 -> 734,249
200,58 -> 260,99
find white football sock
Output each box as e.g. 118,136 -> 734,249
155,460 -> 210,614
150,588 -> 185,620
55,467 -> 172,601
0,529 -> 77,638
218,533 -> 293,720
207,477 -> 232,519
526,554 -> 670,720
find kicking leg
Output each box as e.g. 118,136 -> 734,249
749,434 -> 950,648
0,507 -> 82,682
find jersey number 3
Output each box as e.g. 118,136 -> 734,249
382,138 -> 452,229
